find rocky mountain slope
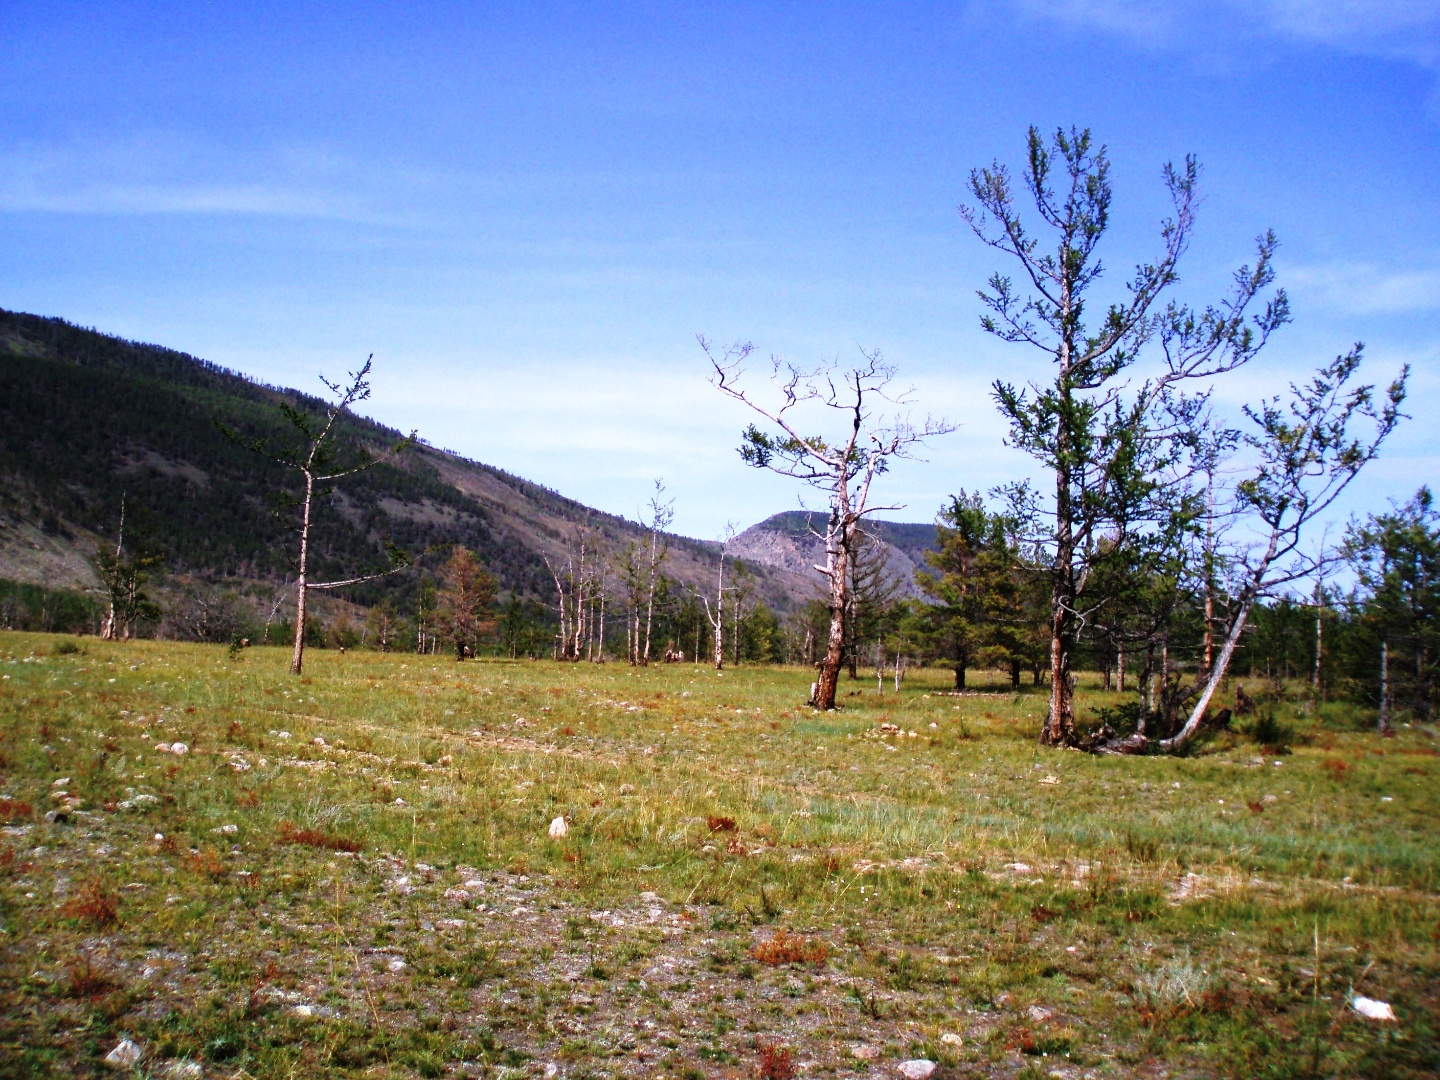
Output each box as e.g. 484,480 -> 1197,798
725,511 -> 937,598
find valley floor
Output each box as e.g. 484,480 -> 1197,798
0,633 -> 1436,1079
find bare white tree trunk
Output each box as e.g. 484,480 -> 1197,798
1378,637 -> 1391,735
290,472 -> 314,675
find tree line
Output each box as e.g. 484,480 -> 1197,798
14,126 -> 1425,750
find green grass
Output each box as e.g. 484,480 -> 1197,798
1,631 -> 1436,1078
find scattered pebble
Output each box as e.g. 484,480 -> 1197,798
1352,996 -> 1396,1021
850,1045 -> 879,1061
1028,1004 -> 1054,1022
104,1039 -> 143,1069
163,1062 -> 204,1079
939,1033 -> 962,1046
549,816 -> 569,839
897,1060 -> 936,1080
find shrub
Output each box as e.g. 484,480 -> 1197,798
707,815 -> 738,833
1244,710 -> 1294,754
66,956 -> 118,999
62,880 -> 119,927
749,930 -> 828,966
757,1041 -> 795,1080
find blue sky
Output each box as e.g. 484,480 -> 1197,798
3,1 -> 1437,540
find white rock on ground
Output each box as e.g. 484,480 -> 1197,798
897,1060 -> 937,1080
939,1033 -> 962,1046
164,1060 -> 204,1078
548,816 -> 569,838
104,1039 -> 143,1068
1352,996 -> 1396,1021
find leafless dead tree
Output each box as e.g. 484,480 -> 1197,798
703,338 -> 953,709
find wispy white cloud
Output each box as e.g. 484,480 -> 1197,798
999,0 -> 1440,67
1286,261 -> 1440,315
0,135 -> 375,219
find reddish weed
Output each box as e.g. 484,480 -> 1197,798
0,798 -> 34,823
66,957 -> 118,999
184,848 -> 227,879
277,822 -> 361,853
750,930 -> 828,966
757,1041 -> 795,1080
1247,801 -> 1265,813
707,815 -> 738,833
1321,758 -> 1350,780
63,880 -> 119,927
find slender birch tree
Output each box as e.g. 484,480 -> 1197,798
704,339 -> 952,710
218,356 -> 414,674
641,481 -> 674,666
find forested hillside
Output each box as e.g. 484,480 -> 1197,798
0,309 -> 808,629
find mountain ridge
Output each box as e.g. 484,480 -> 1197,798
0,308 -> 816,621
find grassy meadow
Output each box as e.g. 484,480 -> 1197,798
0,631 -> 1436,1079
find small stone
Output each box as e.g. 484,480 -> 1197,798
313,737 -> 326,747
155,743 -> 172,753
850,1045 -> 879,1061
292,1004 -> 315,1017
52,777 -> 71,788
548,816 -> 569,839
544,1065 -> 559,1079
104,1039 -> 143,1068
154,833 -> 165,842
170,743 -> 188,756
1352,996 -> 1396,1021
897,1060 -> 936,1080
212,824 -> 238,835
394,798 -> 406,805
939,1033 -> 962,1046
619,784 -> 635,795
387,958 -> 407,973
1028,1004 -> 1054,1022
1038,775 -> 1059,785
163,1062 -> 204,1079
